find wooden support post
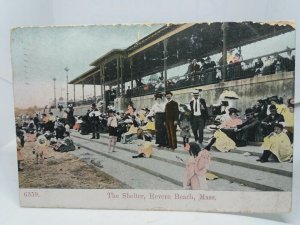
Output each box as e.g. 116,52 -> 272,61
163,38 -> 168,93
93,73 -> 96,102
222,22 -> 228,81
82,82 -> 84,101
117,57 -> 120,97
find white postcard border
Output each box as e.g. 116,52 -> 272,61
20,189 -> 291,213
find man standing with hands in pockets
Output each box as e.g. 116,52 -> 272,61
164,91 -> 179,150
190,90 -> 208,148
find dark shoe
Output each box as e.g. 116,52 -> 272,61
256,158 -> 261,162
90,137 -> 95,139
260,158 -> 268,163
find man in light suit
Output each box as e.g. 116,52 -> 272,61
164,91 -> 179,150
190,90 -> 208,147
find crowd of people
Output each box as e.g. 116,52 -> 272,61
16,87 -> 294,190
125,48 -> 295,98
73,88 -> 294,164
15,107 -> 77,171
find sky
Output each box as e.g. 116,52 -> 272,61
11,24 -> 296,108
11,24 -> 163,108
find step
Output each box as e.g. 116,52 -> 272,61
71,148 -> 181,190
72,138 -> 256,191
73,132 -> 292,177
71,133 -> 292,191
79,130 -> 262,156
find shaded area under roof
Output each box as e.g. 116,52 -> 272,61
69,22 -> 295,86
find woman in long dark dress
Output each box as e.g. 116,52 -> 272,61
149,92 -> 167,147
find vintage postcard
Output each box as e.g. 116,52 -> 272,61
11,22 -> 295,212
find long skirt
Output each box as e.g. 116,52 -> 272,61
155,112 -> 167,146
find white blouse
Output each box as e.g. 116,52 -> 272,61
149,100 -> 166,116
107,116 -> 118,128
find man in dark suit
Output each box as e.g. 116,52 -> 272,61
187,59 -> 201,82
89,103 -> 101,139
190,90 -> 208,147
164,91 -> 179,150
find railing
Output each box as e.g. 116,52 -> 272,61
126,49 -> 295,98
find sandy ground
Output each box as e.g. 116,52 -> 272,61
18,142 -> 128,189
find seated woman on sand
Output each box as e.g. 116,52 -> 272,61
257,123 -> 293,163
53,132 -> 76,153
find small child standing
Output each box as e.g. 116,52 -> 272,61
179,105 -> 192,147
183,142 -> 211,190
107,110 -> 118,153
33,135 -> 49,164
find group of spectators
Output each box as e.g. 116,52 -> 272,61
16,107 -> 77,171
15,88 -> 294,191
72,89 -> 294,164
125,48 -> 295,98
204,95 -> 294,163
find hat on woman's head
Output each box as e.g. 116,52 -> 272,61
188,142 -> 201,157
244,108 -> 254,115
268,96 -> 279,103
228,108 -> 240,115
205,56 -> 211,62
165,90 -> 173,96
154,92 -> 163,99
207,125 -> 219,131
269,104 -> 277,111
287,98 -> 294,108
144,133 -> 152,142
273,123 -> 284,130
124,119 -> 133,124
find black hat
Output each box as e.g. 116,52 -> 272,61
189,142 -> 201,157
268,96 -> 279,103
154,92 -> 163,98
244,108 -> 253,115
228,108 -> 240,114
205,56 -> 211,61
165,91 -> 173,96
269,104 -> 277,111
273,123 -> 284,130
144,133 -> 153,142
287,98 -> 294,108
221,101 -> 229,106
92,103 -> 96,107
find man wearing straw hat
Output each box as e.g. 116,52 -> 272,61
190,89 -> 208,147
